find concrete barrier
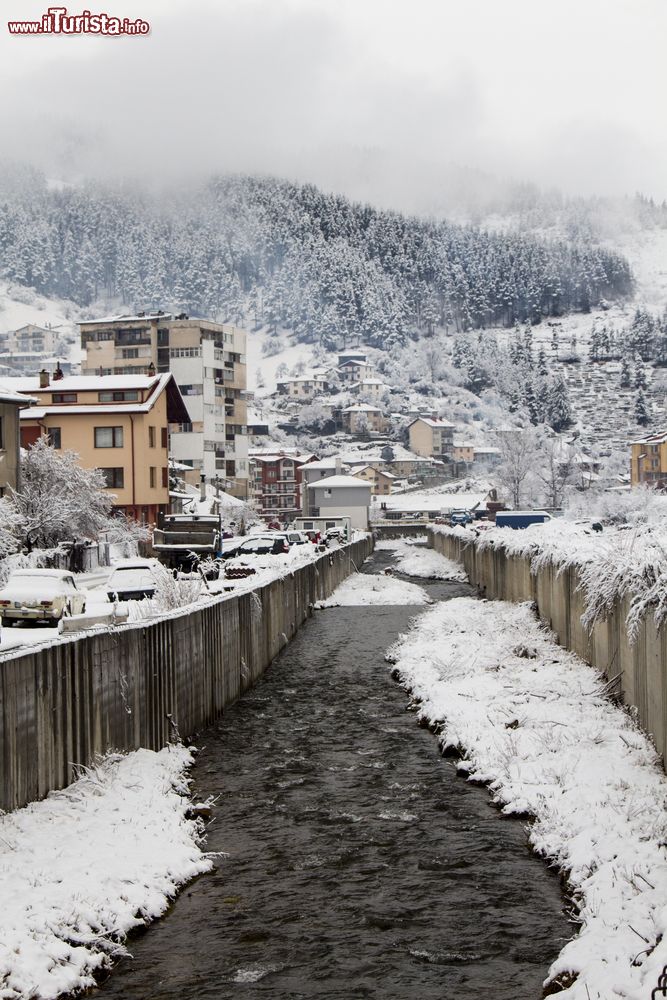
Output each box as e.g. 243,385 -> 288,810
429,528 -> 667,767
0,537 -> 373,812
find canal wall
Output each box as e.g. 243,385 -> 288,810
429,528 -> 667,767
0,537 -> 373,812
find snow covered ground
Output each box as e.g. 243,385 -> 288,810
375,538 -> 469,581
387,597 -> 667,1000
0,745 -> 211,1000
316,572 -> 429,607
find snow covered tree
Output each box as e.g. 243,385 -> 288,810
634,365 -> 647,390
495,429 -> 540,508
4,439 -> 116,551
620,357 -> 632,388
635,390 -> 650,426
545,376 -> 573,432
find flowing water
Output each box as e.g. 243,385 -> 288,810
97,544 -> 571,999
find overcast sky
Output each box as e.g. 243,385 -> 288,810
0,0 -> 664,211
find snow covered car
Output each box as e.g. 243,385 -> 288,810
106,559 -> 158,601
0,569 -> 87,623
222,534 -> 290,558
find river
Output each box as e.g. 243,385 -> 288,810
97,543 -> 570,999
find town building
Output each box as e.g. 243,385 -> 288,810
350,378 -> 387,400
300,457 -> 349,514
630,432 -> 667,486
335,359 -> 375,385
351,465 -> 396,495
15,371 -> 190,523
408,417 -> 456,460
3,324 -> 62,356
80,313 -> 249,497
276,374 -> 329,399
0,383 -> 38,495
337,349 -> 368,367
250,451 -> 317,523
341,404 -> 388,436
307,475 -> 372,530
451,443 -> 475,464
473,447 -> 502,468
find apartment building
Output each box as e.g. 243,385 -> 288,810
15,371 -> 190,523
3,324 -> 61,356
630,432 -> 667,486
80,313 -> 249,498
408,417 -> 456,460
251,451 -> 317,523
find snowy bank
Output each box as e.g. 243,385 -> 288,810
375,538 -> 468,582
0,746 -> 212,999
386,598 -> 667,1000
435,518 -> 667,641
316,572 -> 429,607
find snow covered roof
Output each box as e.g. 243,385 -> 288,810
278,374 -> 328,384
10,373 -> 165,392
0,383 -> 38,406
302,457 -> 343,470
308,474 -> 372,490
352,465 -> 397,478
15,373 -> 190,422
79,313 -> 173,325
343,404 -> 383,413
409,416 -> 456,429
631,430 -> 667,446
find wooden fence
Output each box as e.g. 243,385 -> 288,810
0,537 -> 372,811
430,528 -> 667,767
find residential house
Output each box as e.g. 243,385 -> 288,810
276,374 -> 329,399
0,383 -> 38,494
5,324 -> 61,356
351,465 -> 396,495
80,313 -> 249,497
630,432 -> 667,486
408,417 -> 456,460
350,378 -> 387,400
337,350 -> 367,367
335,359 -> 374,385
300,457 -> 349,514
15,371 -> 190,523
307,475 -> 372,530
452,443 -> 475,464
473,447 -> 502,468
342,404 -> 388,436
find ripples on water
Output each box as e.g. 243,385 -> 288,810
97,547 -> 570,1000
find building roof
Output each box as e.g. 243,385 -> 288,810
308,475 -> 372,490
352,465 -> 397,479
14,372 -> 190,423
632,431 -> 667,446
79,313 -> 174,325
338,350 -> 367,359
409,416 -> 456,429
343,404 -> 383,413
302,457 -> 344,471
0,383 -> 38,406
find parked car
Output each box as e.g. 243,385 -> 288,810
303,529 -> 322,544
285,530 -> 309,546
223,534 -> 290,558
107,559 -> 159,601
449,509 -> 474,526
325,527 -> 346,543
495,511 -> 552,530
0,569 -> 87,623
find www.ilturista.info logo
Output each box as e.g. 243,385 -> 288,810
7,7 -> 150,34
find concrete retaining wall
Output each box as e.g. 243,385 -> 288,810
0,538 -> 373,811
430,529 -> 667,766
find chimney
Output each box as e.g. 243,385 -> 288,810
147,361 -> 156,377
335,456 -> 342,475
39,369 -> 49,389
200,473 -> 207,503
53,362 -> 64,382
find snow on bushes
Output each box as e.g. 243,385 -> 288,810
375,538 -> 468,581
386,597 -> 667,1000
0,745 -> 212,999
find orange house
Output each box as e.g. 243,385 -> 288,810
16,371 -> 190,524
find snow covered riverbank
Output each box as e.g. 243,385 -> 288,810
375,537 -> 468,582
386,597 -> 667,1000
0,746 -> 211,999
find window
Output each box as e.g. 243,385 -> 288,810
149,467 -> 156,488
48,427 -> 61,450
0,416 -> 3,450
52,392 -> 77,404
98,390 -> 139,402
325,488 -> 332,497
179,384 -> 203,396
161,427 -> 168,448
99,468 -> 124,488
162,467 -> 168,488
121,348 -> 139,359
149,426 -> 156,447
94,426 -> 124,448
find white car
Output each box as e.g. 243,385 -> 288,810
0,569 -> 87,623
106,559 -> 159,601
